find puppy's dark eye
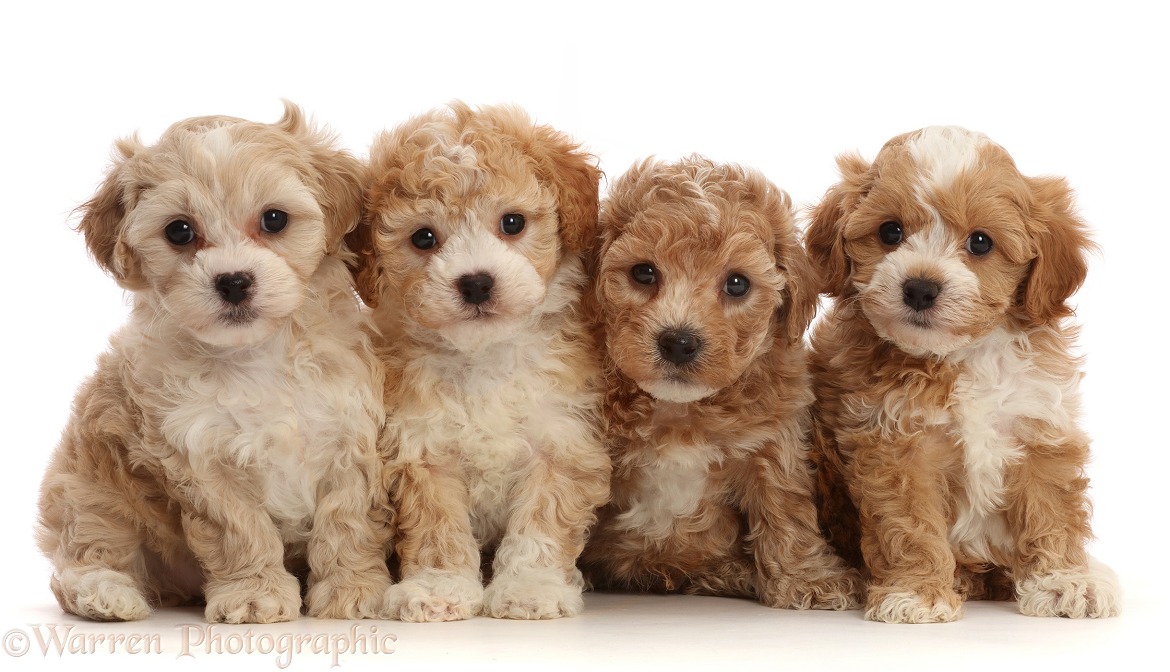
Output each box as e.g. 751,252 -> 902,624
500,213 -> 525,235
261,209 -> 288,233
966,231 -> 993,256
411,227 -> 438,250
724,273 -> 750,297
878,221 -> 903,246
631,263 -> 657,285
165,219 -> 195,246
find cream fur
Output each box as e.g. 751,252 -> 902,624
944,326 -> 1080,561
37,103 -> 391,623
866,590 -> 964,624
378,258 -> 608,620
351,103 -> 609,622
610,446 -> 713,542
906,125 -> 989,191
1016,558 -> 1121,618
860,221 -> 983,357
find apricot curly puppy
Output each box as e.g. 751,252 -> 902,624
579,157 -> 862,610
807,126 -> 1121,623
37,103 -> 391,623
349,103 -> 609,622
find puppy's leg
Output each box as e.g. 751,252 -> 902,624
811,421 -> 865,570
38,431 -> 184,622
41,489 -> 152,622
181,469 -> 301,624
742,440 -> 863,610
383,460 -> 483,622
1006,432 -> 1120,618
305,455 -> 393,619
854,434 -> 964,623
483,454 -> 609,620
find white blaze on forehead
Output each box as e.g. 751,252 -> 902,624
200,126 -> 236,163
904,220 -> 954,257
907,126 -> 990,190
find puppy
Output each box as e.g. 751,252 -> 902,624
37,103 -> 391,623
348,103 -> 609,621
806,126 -> 1121,623
578,156 -> 862,610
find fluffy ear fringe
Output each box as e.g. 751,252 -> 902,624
805,153 -> 871,298
524,123 -> 602,258
1018,176 -> 1095,326
76,136 -> 147,290
277,101 -> 366,256
344,215 -> 381,309
765,184 -> 819,344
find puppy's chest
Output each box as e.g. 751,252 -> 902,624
612,445 -> 718,543
935,330 -> 1076,559
395,339 -> 595,532
610,417 -> 748,544
151,339 -> 374,532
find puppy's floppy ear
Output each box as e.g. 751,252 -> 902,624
77,137 -> 147,290
766,186 -> 819,344
592,158 -> 657,304
277,101 -> 366,255
345,212 -> 380,309
345,129 -> 400,309
595,158 -> 653,248
1018,176 -> 1093,326
805,153 -> 871,297
524,124 -> 601,257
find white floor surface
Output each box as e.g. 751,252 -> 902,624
2,580 -> 1161,671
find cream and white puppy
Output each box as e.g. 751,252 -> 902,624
349,103 -> 609,622
37,103 -> 391,623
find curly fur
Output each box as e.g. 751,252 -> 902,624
807,126 -> 1120,623
36,103 -> 392,623
579,156 -> 861,610
347,103 -> 610,621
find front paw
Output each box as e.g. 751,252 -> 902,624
204,569 -> 301,624
382,570 -> 483,622
865,585 -> 963,624
54,568 -> 152,622
760,567 -> 864,611
1016,559 -> 1121,618
483,568 -> 584,620
307,569 -> 393,620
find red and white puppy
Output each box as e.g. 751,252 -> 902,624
807,126 -> 1120,623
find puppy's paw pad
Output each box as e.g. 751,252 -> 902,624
60,569 -> 151,621
483,571 -> 583,620
383,572 -> 482,622
865,589 -> 962,624
308,572 -> 393,620
1017,561 -> 1121,618
205,571 -> 302,624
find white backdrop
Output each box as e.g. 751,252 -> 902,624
1,1 -> 1165,669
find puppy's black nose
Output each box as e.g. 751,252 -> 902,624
215,272 -> 254,306
657,329 -> 702,365
903,278 -> 940,312
458,272 -> 494,305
